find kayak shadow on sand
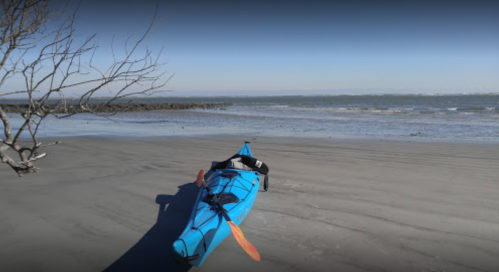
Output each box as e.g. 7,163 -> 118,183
102,182 -> 200,272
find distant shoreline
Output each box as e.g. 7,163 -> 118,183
0,102 -> 231,113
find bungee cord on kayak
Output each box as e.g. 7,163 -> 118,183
193,174 -> 254,229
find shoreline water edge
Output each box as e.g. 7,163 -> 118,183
2,94 -> 499,143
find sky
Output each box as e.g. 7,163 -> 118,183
6,0 -> 499,96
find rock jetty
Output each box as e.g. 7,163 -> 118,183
0,102 -> 231,114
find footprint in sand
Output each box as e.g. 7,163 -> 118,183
306,248 -> 325,261
312,248 -> 324,256
280,179 -> 304,189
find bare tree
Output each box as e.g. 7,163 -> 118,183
0,0 -> 170,176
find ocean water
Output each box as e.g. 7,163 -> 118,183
4,94 -> 499,142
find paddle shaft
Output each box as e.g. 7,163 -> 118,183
200,179 -> 232,222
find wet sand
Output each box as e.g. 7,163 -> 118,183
0,136 -> 498,272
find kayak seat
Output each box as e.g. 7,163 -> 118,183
220,170 -> 239,178
212,155 -> 269,175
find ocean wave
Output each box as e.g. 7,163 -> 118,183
122,120 -> 172,124
207,105 -> 499,118
266,106 -> 498,115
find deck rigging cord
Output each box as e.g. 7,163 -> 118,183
195,169 -> 260,261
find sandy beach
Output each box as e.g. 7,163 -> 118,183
1,136 -> 498,272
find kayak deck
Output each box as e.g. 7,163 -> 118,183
173,143 -> 261,266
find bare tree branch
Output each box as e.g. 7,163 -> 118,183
0,0 -> 170,177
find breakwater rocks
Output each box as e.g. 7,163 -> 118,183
0,102 -> 231,113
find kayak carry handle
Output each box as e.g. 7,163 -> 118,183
176,254 -> 200,263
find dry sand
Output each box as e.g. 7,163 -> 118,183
0,136 -> 498,272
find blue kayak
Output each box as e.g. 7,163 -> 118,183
173,142 -> 267,266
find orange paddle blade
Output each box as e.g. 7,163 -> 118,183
228,221 -> 261,261
196,169 -> 205,187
